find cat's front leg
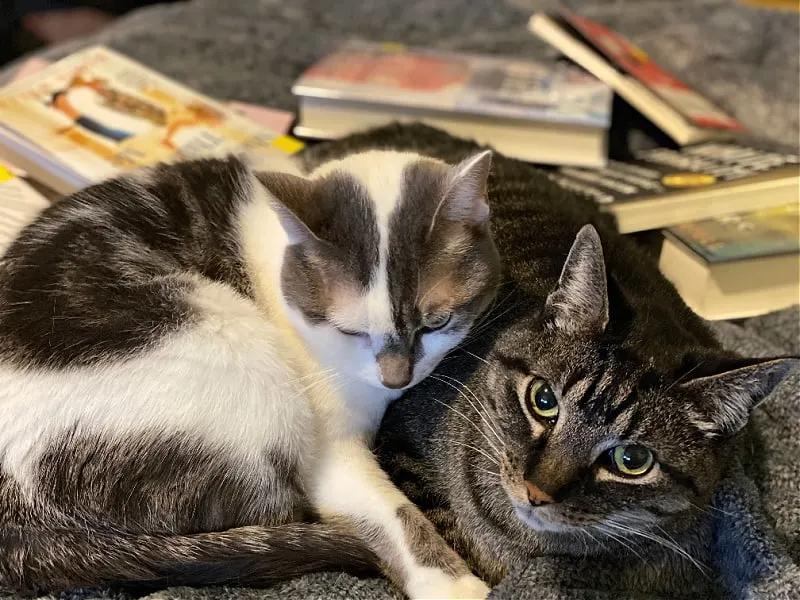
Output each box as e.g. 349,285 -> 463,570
310,437 -> 490,600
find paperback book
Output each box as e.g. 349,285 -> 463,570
659,204 -> 799,320
293,40 -> 613,167
550,139 -> 800,233
529,7 -> 746,146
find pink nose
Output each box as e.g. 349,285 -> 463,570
377,354 -> 413,389
525,480 -> 554,506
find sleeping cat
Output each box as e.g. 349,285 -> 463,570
367,132 -> 798,596
0,150 -> 500,598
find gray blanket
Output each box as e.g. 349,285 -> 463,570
0,1 -> 797,598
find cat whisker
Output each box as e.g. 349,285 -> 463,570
458,297 -> 522,344
286,370 -> 342,401
430,436 -> 500,467
601,519 -> 709,576
689,501 -> 736,518
663,360 -> 708,394
580,527 -> 608,555
593,524 -> 645,561
429,380 -> 503,456
433,374 -> 506,451
461,349 -> 492,367
413,266 -> 422,307
418,272 -> 454,306
470,465 -> 501,477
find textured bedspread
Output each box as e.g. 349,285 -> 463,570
0,1 -> 797,598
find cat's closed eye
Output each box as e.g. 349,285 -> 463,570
336,327 -> 366,338
420,311 -> 452,332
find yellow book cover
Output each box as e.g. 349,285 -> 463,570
0,46 -> 303,186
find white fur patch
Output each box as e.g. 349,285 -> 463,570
0,280 -> 315,491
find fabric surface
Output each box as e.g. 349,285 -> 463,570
0,1 -> 797,599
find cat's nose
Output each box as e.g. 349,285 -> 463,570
377,353 -> 413,389
525,480 -> 554,506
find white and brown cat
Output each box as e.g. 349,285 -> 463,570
0,149 -> 500,598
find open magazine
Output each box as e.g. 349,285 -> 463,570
0,47 -> 303,195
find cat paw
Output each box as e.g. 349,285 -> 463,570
409,573 -> 490,599
446,574 -> 491,599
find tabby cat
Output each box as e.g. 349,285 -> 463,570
0,149 -> 501,598
364,130 -> 798,597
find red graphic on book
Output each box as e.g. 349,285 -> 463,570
561,9 -> 745,131
306,49 -> 470,91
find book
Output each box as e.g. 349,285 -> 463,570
528,7 -> 746,146
292,40 -> 613,167
659,204 -> 799,320
0,47 -> 303,196
6,57 -> 297,137
549,139 -> 800,233
0,162 -> 50,255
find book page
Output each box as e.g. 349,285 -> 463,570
0,164 -> 49,254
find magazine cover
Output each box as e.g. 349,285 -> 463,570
667,204 -> 800,264
557,8 -> 745,132
0,47 -> 303,183
294,40 -> 612,127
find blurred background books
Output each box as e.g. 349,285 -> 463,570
0,5 -> 797,320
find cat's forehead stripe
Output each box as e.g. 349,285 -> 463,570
386,159 -> 448,329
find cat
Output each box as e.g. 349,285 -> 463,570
337,126 -> 800,597
0,149 -> 501,599
379,224 -> 798,596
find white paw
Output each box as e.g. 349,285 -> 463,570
446,574 -> 491,599
409,572 -> 491,599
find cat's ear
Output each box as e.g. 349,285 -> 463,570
257,173 -> 319,246
438,150 -> 492,225
543,224 -> 609,334
681,356 -> 798,437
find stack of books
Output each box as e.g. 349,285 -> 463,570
1,8 -> 797,321
290,8 -> 798,320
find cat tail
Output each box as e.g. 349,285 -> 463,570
1,521 -> 378,593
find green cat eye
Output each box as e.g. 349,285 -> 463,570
610,444 -> 654,477
527,379 -> 558,420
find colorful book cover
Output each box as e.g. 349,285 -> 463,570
550,140 -> 800,206
666,204 -> 800,263
294,40 -> 612,128
557,8 -> 745,132
0,46 -> 303,185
